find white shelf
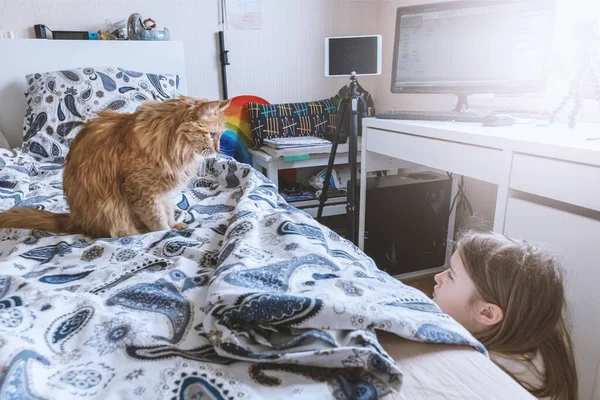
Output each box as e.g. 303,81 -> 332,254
288,196 -> 346,208
301,203 -> 347,218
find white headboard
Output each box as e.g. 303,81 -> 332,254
0,39 -> 187,148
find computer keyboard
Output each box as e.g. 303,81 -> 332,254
375,110 -> 489,123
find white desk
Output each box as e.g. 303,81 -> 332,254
360,118 -> 600,400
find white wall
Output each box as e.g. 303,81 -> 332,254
0,0 -> 381,103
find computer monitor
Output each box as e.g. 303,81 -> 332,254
391,1 -> 557,105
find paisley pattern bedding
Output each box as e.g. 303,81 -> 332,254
0,151 -> 485,399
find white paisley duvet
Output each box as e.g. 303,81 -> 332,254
0,150 -> 485,400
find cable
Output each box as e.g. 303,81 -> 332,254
446,173 -> 474,217
492,109 -> 551,125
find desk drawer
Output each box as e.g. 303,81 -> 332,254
510,154 -> 600,212
366,128 -> 503,184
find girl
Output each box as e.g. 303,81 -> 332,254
433,231 -> 578,400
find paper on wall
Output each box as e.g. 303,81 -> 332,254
226,0 -> 262,30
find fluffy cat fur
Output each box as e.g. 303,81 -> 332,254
0,96 -> 231,238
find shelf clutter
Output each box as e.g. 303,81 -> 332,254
249,138 -> 362,219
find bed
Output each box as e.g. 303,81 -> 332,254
0,39 -> 533,400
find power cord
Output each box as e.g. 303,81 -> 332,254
446,172 -> 474,217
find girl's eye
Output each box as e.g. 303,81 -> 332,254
447,270 -> 453,281
210,132 -> 216,138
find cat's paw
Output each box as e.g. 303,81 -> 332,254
172,223 -> 188,230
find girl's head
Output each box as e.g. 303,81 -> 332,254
433,231 -> 577,400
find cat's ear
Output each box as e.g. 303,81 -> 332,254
201,99 -> 230,112
218,99 -> 231,111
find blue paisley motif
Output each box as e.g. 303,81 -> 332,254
223,254 -> 339,292
337,375 -> 378,400
20,241 -> 75,264
162,240 -> 198,256
39,270 -> 93,284
277,221 -> 327,246
81,85 -> 93,101
215,292 -> 323,331
0,350 -> 50,400
90,260 -> 169,295
48,307 -> 95,352
48,362 -> 115,397
146,73 -> 170,98
64,94 -> 83,119
24,112 -> 47,141
382,299 -> 444,314
312,273 -> 339,280
177,194 -> 189,210
181,276 -> 209,291
0,276 -> 10,298
415,323 -> 471,346
125,344 -> 232,364
118,68 -> 144,78
97,71 -> 117,91
106,278 -> 191,343
104,99 -> 127,111
149,229 -> 194,249
118,86 -> 136,93
0,296 -> 22,309
248,194 -> 277,208
176,375 -> 229,400
57,102 -> 66,121
59,70 -> 79,82
50,142 -> 61,157
134,93 -> 148,102
57,121 -> 84,137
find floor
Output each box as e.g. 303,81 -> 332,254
401,272 -> 436,298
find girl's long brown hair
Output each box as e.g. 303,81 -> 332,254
457,231 -> 578,400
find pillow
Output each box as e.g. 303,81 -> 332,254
248,98 -> 337,147
22,67 -> 182,161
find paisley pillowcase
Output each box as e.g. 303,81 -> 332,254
22,67 -> 182,161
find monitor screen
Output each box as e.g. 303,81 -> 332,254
391,1 -> 557,94
325,35 -> 382,76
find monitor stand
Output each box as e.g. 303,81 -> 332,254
453,94 -> 470,113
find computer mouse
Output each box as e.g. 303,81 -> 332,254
482,114 -> 516,127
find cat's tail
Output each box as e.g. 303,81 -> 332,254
0,208 -> 75,234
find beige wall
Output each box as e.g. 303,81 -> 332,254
0,0 -> 380,103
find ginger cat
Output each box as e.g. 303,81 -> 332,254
0,96 -> 230,238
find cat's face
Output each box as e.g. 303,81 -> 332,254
178,98 -> 231,154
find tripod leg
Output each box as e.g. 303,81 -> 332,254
316,99 -> 347,221
347,94 -> 365,245
569,67 -> 587,128
591,65 -> 600,112
347,110 -> 357,244
550,71 -> 580,123
347,96 -> 369,244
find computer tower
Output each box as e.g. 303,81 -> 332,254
363,171 -> 451,277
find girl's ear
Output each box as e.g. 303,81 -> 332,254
474,301 -> 504,327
